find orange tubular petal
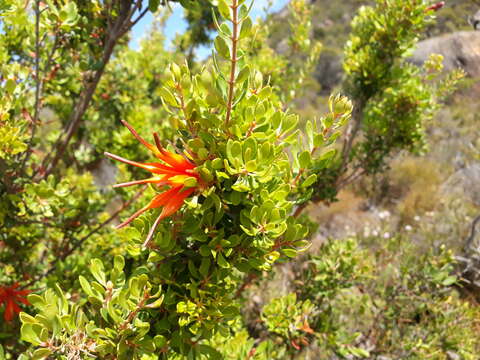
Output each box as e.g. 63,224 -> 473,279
143,187 -> 194,247
116,205 -> 149,229
153,132 -> 194,170
144,212 -> 164,247
148,186 -> 182,209
105,152 -> 171,175
16,295 -> 30,306
159,187 -> 195,219
121,120 -> 159,155
113,177 -> 166,188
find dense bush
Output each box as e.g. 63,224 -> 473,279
0,0 -> 477,359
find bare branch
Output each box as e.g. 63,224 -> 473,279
39,0 -> 148,179
339,98 -> 366,175
464,215 -> 480,252
20,0 -> 41,174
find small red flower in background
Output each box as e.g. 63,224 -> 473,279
426,1 -> 445,12
0,283 -> 30,322
105,120 -> 200,245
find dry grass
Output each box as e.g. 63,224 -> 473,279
387,156 -> 445,222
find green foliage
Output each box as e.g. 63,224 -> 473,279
20,257 -> 167,359
225,236 -> 480,360
308,0 -> 463,204
7,0 -> 350,358
0,0 -> 475,359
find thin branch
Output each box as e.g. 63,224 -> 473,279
38,0 -> 147,179
20,0 -> 41,174
225,0 -> 239,129
293,203 -> 307,218
127,8 -> 149,32
464,215 -> 480,252
339,98 -> 365,175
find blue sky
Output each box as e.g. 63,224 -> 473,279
130,0 -> 290,58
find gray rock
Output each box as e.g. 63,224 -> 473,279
447,351 -> 461,360
471,10 -> 480,30
442,163 -> 480,206
313,31 -> 480,96
410,31 -> 480,77
314,49 -> 343,95
90,158 -> 117,191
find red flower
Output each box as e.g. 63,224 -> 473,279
0,283 -> 30,322
426,1 -> 445,12
105,120 -> 200,245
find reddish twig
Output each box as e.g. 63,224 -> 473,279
38,1 -> 149,179
225,0 -> 239,129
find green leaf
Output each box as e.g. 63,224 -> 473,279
19,312 -> 37,324
301,174 -> 317,188
282,248 -> 298,258
5,79 -> 16,94
183,177 -> 198,188
90,258 -> 106,286
217,0 -> 231,20
159,87 -> 179,107
148,0 -> 160,12
442,275 -> 457,286
298,150 -> 311,168
31,348 -> 52,360
239,16 -> 253,39
236,65 -> 250,84
154,335 -> 167,348
27,294 -> 46,310
199,257 -> 210,277
20,323 -> 43,345
114,255 -> 125,272
214,36 -> 230,59
147,295 -> 164,309
196,345 -> 222,360
217,252 -> 230,268
226,139 -> 243,165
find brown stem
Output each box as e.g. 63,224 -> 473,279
225,0 -> 239,129
39,1 -> 148,179
119,289 -> 150,331
176,83 -> 195,134
293,203 -> 307,218
464,215 -> 480,252
339,98 -> 366,175
20,0 -> 41,174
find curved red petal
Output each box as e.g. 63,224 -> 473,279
4,300 -> 14,321
148,187 -> 182,209
113,177 -> 166,188
16,295 -> 30,305
159,187 -> 195,219
143,213 -> 164,247
153,133 -> 194,170
116,205 -> 149,229
104,152 -> 165,174
121,120 -> 159,154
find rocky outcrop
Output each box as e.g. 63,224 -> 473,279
311,31 -> 480,94
314,49 -> 343,94
471,10 -> 480,30
410,31 -> 480,77
442,163 -> 480,206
